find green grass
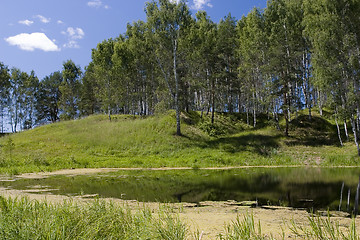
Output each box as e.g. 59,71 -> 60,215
0,196 -> 358,240
0,110 -> 359,174
0,196 -> 187,240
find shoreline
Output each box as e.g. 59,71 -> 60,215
14,165 -> 360,179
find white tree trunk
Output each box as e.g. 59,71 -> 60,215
344,121 -> 349,141
351,115 -> 360,156
335,115 -> 343,146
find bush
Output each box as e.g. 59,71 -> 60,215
198,121 -> 227,137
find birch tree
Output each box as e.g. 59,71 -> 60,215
237,8 -> 267,127
188,11 -> 217,120
145,0 -> 192,136
265,0 -> 304,136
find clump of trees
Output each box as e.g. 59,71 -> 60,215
0,0 -> 359,155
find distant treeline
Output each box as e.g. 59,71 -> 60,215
0,0 -> 359,153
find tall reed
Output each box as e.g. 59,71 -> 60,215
0,196 -> 188,240
218,212 -> 276,240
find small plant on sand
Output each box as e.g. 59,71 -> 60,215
156,211 -> 188,240
218,212 -> 275,240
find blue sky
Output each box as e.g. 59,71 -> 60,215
1,0 -> 267,80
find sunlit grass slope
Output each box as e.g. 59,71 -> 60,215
0,110 -> 358,174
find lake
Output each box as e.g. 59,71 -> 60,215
1,167 -> 360,211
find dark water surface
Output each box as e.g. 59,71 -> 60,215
1,167 -> 360,211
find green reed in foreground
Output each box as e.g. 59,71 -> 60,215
0,196 -> 187,240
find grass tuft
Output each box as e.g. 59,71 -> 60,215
218,212 -> 275,240
290,213 -> 359,240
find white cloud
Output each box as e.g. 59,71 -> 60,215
18,20 -> 34,26
35,15 -> 50,23
57,20 -> 64,24
170,0 -> 212,9
63,27 -> 84,39
62,27 -> 85,48
87,0 -> 109,9
88,0 -> 102,7
192,0 -> 213,10
5,32 -> 60,52
63,40 -> 80,49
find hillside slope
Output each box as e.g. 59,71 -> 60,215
0,111 -> 358,174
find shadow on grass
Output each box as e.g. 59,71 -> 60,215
286,115 -> 341,147
0,133 -> 11,138
200,133 -> 282,156
182,112 -> 341,155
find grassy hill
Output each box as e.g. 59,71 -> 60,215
0,110 -> 358,174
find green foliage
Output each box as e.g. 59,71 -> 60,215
7,68 -> 40,132
36,71 -> 62,123
91,39 -> 118,116
59,60 -> 82,120
145,0 -> 193,135
198,121 -> 226,137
